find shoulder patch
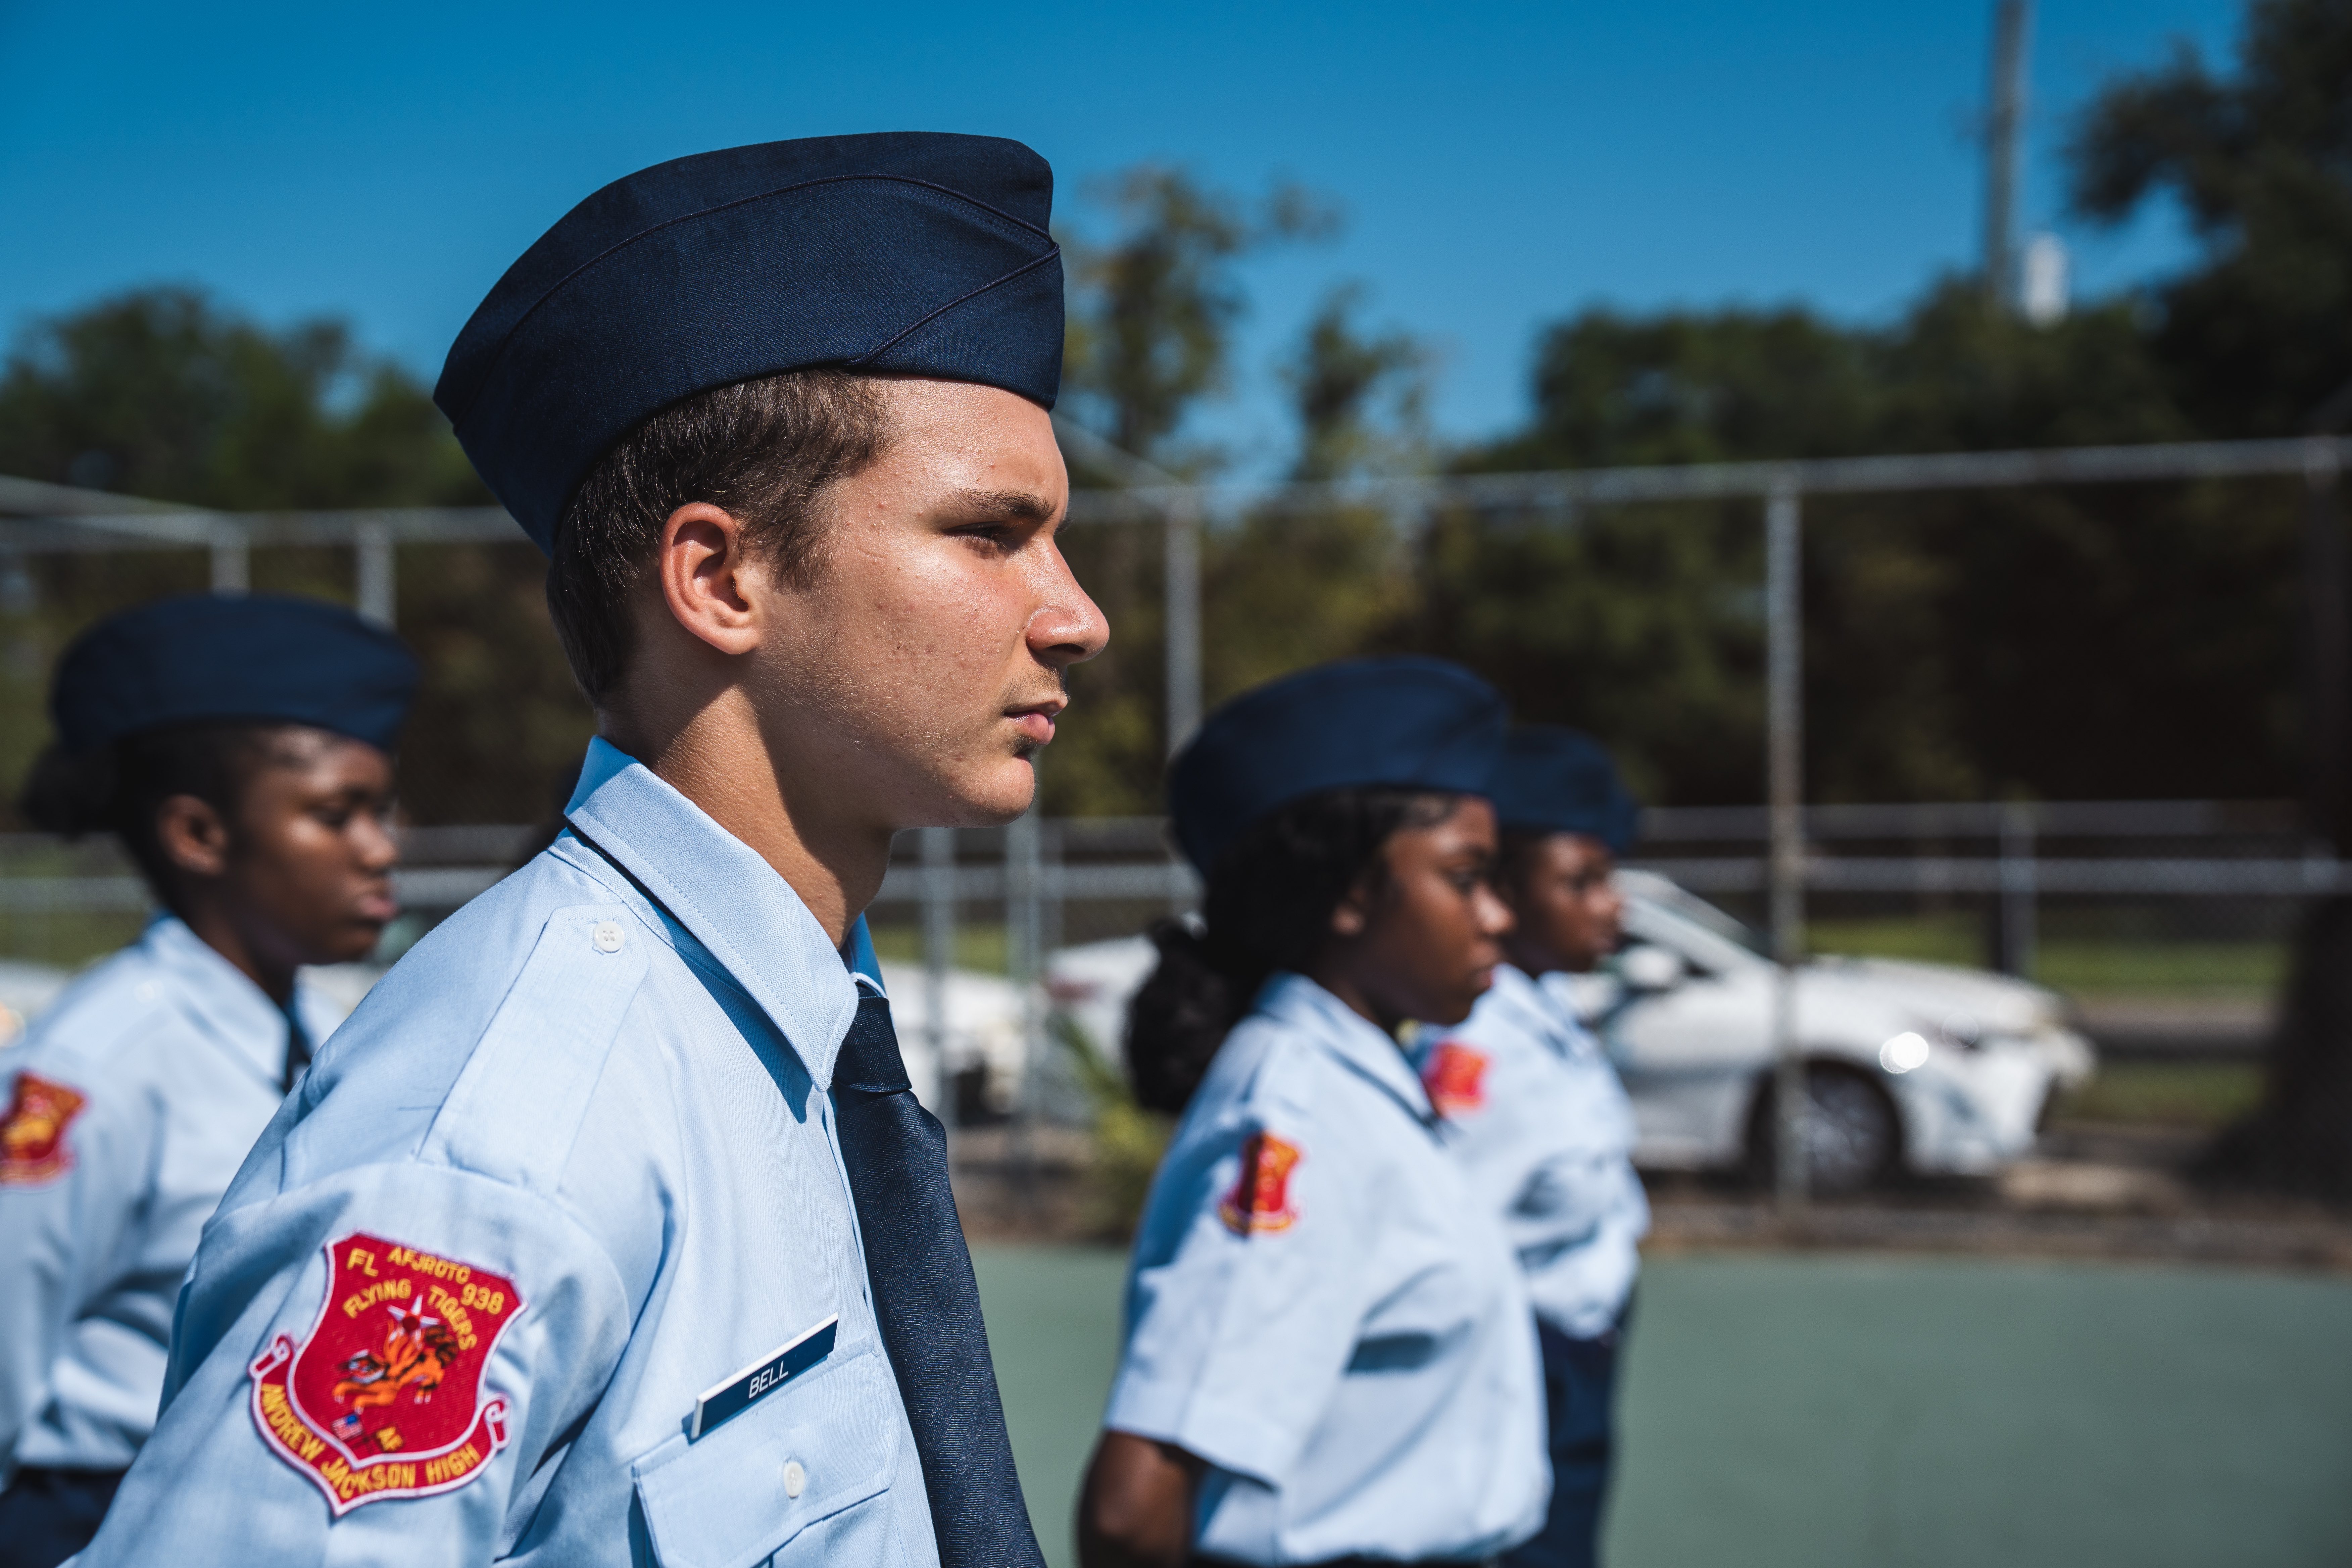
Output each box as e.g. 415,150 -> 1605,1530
248,1231 -> 526,1515
1420,1039 -> 1489,1116
0,1072 -> 86,1186
1218,1130 -> 1303,1234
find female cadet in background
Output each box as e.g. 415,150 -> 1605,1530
1410,727 -> 1648,1568
0,594 -> 415,1568
1078,656 -> 1549,1568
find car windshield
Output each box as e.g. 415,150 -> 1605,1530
1644,880 -> 1770,957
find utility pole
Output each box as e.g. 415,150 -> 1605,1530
1982,0 -> 2032,308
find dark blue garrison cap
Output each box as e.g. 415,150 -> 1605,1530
1488,725 -> 1640,856
1168,656 -> 1509,873
435,132 -> 1064,554
51,595 -> 420,756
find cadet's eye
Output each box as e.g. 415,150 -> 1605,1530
949,520 -> 1018,552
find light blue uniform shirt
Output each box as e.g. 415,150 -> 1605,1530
1412,965 -> 1648,1341
1107,973 -> 1548,1565
0,917 -> 335,1478
77,738 -> 940,1568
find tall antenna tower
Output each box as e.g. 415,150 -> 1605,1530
1982,0 -> 2033,308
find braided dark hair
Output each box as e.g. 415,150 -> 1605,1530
1124,786 -> 1460,1114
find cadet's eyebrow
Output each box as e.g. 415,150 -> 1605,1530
944,488 -> 1060,525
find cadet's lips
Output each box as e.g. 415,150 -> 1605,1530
1007,705 -> 1060,745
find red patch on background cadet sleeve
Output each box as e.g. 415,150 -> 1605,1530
1218,1131 -> 1303,1234
0,1072 -> 85,1186
1420,1040 -> 1489,1116
248,1232 -> 526,1515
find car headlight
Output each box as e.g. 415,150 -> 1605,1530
1879,1031 -> 1932,1073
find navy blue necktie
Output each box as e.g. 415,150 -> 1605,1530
831,989 -> 1045,1568
281,1004 -> 312,1092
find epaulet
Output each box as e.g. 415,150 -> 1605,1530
419,903 -> 652,1195
17,948 -> 180,1079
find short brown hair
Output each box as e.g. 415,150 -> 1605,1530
546,369 -> 891,703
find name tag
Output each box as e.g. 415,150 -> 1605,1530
691,1314 -> 838,1440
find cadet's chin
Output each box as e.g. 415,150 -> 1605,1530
934,753 -> 1039,829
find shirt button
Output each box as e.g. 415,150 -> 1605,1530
782,1459 -> 806,1498
592,921 -> 626,954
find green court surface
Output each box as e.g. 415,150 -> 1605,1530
973,1247 -> 2352,1568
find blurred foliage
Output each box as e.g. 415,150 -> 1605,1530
2050,1062 -> 2266,1129
0,287 -> 592,826
1052,1011 -> 1171,1240
2066,0 -> 2352,436
1284,283 -> 1432,482
1060,165 -> 1337,472
6,0 -> 2346,826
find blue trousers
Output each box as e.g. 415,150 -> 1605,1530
0,1468 -> 124,1568
1502,1312 -> 1626,1568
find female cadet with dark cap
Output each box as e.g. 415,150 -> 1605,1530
1411,726 -> 1648,1568
0,593 -> 415,1568
1078,656 -> 1549,1568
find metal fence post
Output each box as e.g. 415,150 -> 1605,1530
920,826 -> 954,1115
1766,476 -> 1809,1209
1998,800 -> 2039,977
1165,498 -> 1203,757
1006,806 -> 1044,1211
210,524 -> 249,595
356,522 -> 396,628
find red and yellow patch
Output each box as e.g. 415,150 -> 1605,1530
0,1072 -> 85,1187
1218,1131 -> 1303,1234
1420,1040 -> 1490,1116
248,1232 -> 525,1515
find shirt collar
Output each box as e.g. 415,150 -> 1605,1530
1489,962 -> 1592,1056
562,736 -> 861,1090
1258,971 -> 1437,1126
141,914 -> 293,1086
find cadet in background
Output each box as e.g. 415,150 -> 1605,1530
1411,725 -> 1648,1568
0,594 -> 414,1568
76,134 -> 1100,1568
1079,657 -> 1549,1568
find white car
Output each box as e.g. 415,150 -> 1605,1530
1580,871 -> 2095,1190
1042,871 -> 2096,1192
0,960 -> 70,1052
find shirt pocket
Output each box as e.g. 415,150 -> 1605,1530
630,1342 -> 903,1568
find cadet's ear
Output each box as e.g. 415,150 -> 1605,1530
654,502 -> 766,657
1329,881 -> 1372,938
155,794 -> 233,880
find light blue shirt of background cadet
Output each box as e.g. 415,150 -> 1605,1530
1107,972 -> 1549,1566
1413,964 -> 1648,1341
77,737 -> 940,1568
0,914 -> 341,1480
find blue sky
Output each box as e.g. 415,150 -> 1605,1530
0,1 -> 2236,469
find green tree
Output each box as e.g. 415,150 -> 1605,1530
1283,283 -> 1431,481
2068,0 -> 2352,434
0,287 -> 485,508
1046,168 -> 1341,815
0,288 -> 589,827
1061,167 -> 1336,472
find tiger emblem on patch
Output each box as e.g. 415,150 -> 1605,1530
248,1232 -> 525,1514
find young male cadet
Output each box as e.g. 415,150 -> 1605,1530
1411,727 -> 1648,1568
75,133 -> 1106,1568
0,597 -> 413,1568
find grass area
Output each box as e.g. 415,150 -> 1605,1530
2051,1060 -> 2265,1128
974,1246 -> 2352,1568
868,919 -> 1011,975
1806,913 -> 2285,997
